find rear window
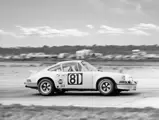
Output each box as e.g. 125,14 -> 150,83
48,65 -> 61,71
62,62 -> 80,72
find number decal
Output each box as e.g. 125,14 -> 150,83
68,73 -> 83,85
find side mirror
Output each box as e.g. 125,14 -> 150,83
98,67 -> 103,72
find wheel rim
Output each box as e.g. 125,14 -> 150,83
40,81 -> 52,94
100,81 -> 112,93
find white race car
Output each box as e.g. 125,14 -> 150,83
25,60 -> 137,96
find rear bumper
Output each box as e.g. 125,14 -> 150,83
117,83 -> 137,91
24,82 -> 38,89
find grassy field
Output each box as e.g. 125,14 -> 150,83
0,104 -> 159,120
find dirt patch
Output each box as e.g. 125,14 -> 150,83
0,104 -> 158,120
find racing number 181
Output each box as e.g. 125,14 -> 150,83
68,73 -> 83,85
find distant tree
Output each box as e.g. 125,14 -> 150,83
0,45 -> 159,55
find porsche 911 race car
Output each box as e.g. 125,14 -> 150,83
24,60 -> 137,96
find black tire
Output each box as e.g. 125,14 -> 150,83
56,89 -> 66,95
98,79 -> 115,96
114,90 -> 121,95
38,79 -> 55,96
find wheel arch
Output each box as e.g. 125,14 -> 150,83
37,77 -> 55,86
96,77 -> 117,90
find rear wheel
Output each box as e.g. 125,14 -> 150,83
98,79 -> 115,96
38,79 -> 55,96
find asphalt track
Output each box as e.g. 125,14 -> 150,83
1,64 -> 159,108
1,85 -> 159,108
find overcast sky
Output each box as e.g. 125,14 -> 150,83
0,0 -> 159,47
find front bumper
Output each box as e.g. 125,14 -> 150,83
117,81 -> 137,91
24,82 -> 38,89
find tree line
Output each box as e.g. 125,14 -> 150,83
0,45 -> 159,55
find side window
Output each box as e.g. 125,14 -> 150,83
62,63 -> 80,72
48,65 -> 61,72
81,62 -> 89,70
78,63 -> 82,71
63,65 -> 70,72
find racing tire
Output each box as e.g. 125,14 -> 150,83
114,90 -> 121,95
98,79 -> 115,96
56,89 -> 66,95
38,79 -> 55,96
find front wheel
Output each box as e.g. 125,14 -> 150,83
56,89 -> 66,95
38,79 -> 55,96
98,79 -> 115,96
115,90 -> 121,95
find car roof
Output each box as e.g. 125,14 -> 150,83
57,60 -> 83,65
44,60 -> 84,70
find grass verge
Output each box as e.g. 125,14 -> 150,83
0,104 -> 159,120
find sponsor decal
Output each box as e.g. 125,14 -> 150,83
58,79 -> 63,84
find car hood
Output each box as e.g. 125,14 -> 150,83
94,70 -> 125,76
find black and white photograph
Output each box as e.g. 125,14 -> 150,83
0,0 -> 159,119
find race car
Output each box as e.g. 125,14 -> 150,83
24,60 -> 137,96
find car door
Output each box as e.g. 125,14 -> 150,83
80,71 -> 93,89
61,62 -> 93,89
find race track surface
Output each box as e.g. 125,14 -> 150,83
1,87 -> 159,108
1,63 -> 159,108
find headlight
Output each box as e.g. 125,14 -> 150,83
129,77 -> 133,81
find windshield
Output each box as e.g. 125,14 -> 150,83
81,61 -> 97,71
